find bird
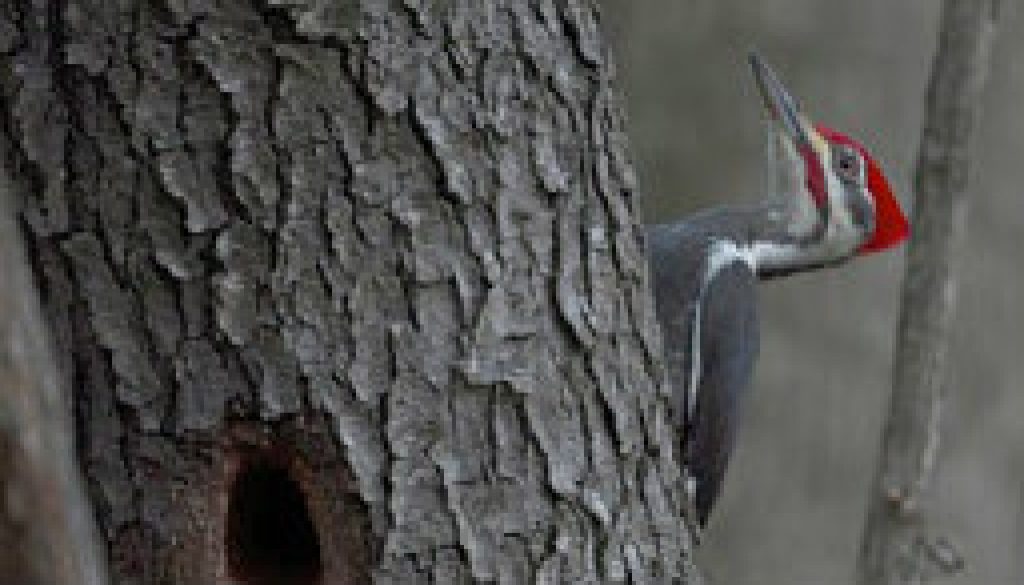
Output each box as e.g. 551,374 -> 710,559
646,53 -> 910,529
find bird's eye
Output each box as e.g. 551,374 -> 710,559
834,147 -> 861,183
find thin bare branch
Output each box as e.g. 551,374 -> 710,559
857,1 -> 1003,583
0,176 -> 109,585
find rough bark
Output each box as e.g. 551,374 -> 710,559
1,0 -> 696,583
0,172 -> 108,585
857,1 -> 1002,583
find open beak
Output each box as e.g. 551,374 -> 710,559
749,52 -> 816,151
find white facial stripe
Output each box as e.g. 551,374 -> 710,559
862,182 -> 875,214
809,127 -> 830,159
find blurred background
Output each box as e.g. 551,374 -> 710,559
601,2 -> 1024,584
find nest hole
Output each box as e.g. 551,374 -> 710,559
227,462 -> 322,585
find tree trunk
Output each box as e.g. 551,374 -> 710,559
857,1 -> 1002,583
1,0 -> 697,583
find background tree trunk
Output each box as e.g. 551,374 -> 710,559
1,176 -> 108,585
1,0 -> 697,583
857,1 -> 1002,583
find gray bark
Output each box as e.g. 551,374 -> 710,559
857,1 -> 1002,583
1,0 -> 696,583
0,169 -> 108,585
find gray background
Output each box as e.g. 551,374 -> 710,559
602,2 -> 1024,583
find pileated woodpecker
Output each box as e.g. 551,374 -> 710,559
647,54 -> 910,528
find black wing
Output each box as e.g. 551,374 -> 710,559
684,261 -> 759,526
646,222 -> 706,429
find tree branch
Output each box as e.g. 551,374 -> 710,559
857,1 -> 1003,583
0,178 -> 109,583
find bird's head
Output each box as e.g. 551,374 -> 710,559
749,53 -> 909,258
